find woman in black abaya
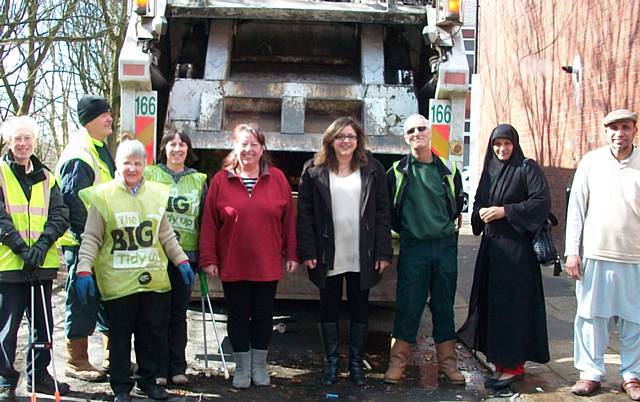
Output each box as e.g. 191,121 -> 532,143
457,124 -> 551,390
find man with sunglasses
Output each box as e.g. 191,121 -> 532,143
384,113 -> 465,385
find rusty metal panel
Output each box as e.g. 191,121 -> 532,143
198,92 -> 223,131
360,25 -> 385,85
168,0 -> 427,25
233,21 -> 358,65
363,97 -> 386,136
382,86 -> 420,136
167,80 -> 203,120
281,96 -> 306,134
221,81 -> 363,101
204,19 -> 233,80
167,79 -> 417,151
186,130 -> 408,153
223,97 -> 282,132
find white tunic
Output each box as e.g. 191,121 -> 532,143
576,258 -> 640,323
566,145 -> 640,324
328,169 -> 361,277
565,146 -> 640,262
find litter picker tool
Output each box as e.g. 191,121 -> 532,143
29,275 -> 61,402
198,271 -> 229,379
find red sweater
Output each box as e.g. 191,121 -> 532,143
199,165 -> 298,282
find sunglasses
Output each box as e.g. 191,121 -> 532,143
406,126 -> 427,135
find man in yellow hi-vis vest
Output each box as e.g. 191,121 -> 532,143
55,95 -> 116,382
0,116 -> 70,400
383,114 -> 465,386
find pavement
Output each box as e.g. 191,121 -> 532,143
7,230 -> 633,401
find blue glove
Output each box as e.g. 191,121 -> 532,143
75,273 -> 96,305
177,261 -> 195,288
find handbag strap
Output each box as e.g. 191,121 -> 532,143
521,158 -> 558,227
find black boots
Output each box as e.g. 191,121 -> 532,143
319,321 -> 368,386
319,322 -> 340,386
348,322 -> 368,386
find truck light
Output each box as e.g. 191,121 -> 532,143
446,0 -> 460,17
135,0 -> 148,16
444,0 -> 462,24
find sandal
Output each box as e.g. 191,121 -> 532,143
622,378 -> 640,401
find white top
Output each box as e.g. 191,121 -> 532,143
565,146 -> 640,263
328,169 -> 361,277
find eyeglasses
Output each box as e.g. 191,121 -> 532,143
406,126 -> 428,135
335,134 -> 357,142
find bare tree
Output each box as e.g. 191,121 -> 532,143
0,0 -> 129,158
61,0 -> 129,153
0,0 -> 79,118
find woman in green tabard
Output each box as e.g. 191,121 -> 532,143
143,129 -> 207,386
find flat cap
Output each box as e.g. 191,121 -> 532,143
603,108 -> 638,126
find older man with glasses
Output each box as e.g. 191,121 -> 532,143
383,113 -> 465,385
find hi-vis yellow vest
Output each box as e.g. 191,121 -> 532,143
0,161 -> 59,271
143,166 -> 206,252
55,129 -> 114,246
79,180 -> 171,301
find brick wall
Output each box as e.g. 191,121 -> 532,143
475,0 -> 640,250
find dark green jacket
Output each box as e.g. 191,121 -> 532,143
386,153 -> 463,234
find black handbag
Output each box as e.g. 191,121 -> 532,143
532,213 -> 562,276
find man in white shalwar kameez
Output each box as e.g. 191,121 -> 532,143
565,108 -> 640,401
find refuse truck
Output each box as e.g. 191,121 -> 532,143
118,0 -> 469,300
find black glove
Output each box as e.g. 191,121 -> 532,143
15,244 -> 38,280
16,244 -> 31,268
25,243 -> 47,269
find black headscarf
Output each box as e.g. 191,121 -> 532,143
480,124 -> 526,205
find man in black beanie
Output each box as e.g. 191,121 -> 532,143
55,95 -> 116,382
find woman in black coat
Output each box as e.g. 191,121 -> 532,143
457,124 -> 551,390
296,117 -> 392,386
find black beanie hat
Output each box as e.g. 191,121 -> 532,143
77,95 -> 111,126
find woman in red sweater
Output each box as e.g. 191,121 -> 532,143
199,123 -> 298,389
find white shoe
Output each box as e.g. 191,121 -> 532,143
171,374 -> 189,385
155,377 -> 167,386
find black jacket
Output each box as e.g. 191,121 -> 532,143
57,144 -> 115,238
296,155 -> 393,290
0,152 -> 70,282
386,153 -> 463,234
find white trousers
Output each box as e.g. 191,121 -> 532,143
574,316 -> 640,381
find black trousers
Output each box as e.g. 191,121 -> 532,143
63,245 -> 109,338
103,291 -> 170,394
158,262 -> 193,378
319,272 -> 369,324
0,281 -> 53,387
222,281 -> 278,352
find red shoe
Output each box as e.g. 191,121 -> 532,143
571,379 -> 601,396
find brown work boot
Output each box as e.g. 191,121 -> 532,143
65,338 -> 106,382
435,340 -> 466,385
384,338 -> 411,384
